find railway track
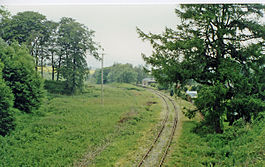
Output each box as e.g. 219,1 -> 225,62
137,86 -> 179,167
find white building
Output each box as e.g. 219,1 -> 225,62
186,90 -> 198,98
142,78 -> 156,86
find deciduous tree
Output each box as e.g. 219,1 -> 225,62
57,17 -> 99,94
1,11 -> 47,72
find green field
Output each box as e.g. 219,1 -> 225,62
0,83 -> 162,166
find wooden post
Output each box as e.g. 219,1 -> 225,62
101,54 -> 104,105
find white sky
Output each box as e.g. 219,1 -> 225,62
3,4 -> 179,68
2,0 -> 265,68
2,0 -> 265,5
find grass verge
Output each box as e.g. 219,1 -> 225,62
165,98 -> 265,167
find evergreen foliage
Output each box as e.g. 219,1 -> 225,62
0,61 -> 15,136
137,4 -> 265,133
0,40 -> 44,113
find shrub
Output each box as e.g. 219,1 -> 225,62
44,80 -> 67,94
0,40 -> 44,113
0,62 -> 15,136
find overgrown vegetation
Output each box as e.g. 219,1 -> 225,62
1,3 -> 264,166
0,84 -> 162,166
0,38 -> 44,135
166,115 -> 265,166
137,4 -> 264,165
163,97 -> 264,167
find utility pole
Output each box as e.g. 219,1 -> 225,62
101,53 -> 104,105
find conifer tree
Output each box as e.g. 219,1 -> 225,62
138,4 -> 265,133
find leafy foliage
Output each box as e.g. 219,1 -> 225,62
138,4 -> 265,133
93,63 -> 149,84
107,63 -> 137,83
0,61 -> 15,136
0,40 -> 44,113
0,9 -> 100,95
94,66 -> 112,84
1,11 -> 46,44
57,17 -> 100,94
44,80 -> 67,94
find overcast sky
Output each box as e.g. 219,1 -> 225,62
2,0 -> 264,68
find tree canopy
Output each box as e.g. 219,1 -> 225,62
138,4 -> 265,133
57,17 -> 100,94
93,63 -> 149,84
0,10 -> 101,95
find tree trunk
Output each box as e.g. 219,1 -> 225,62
35,45 -> 39,73
51,51 -> 55,81
214,117 -> 223,133
41,48 -> 44,78
213,105 -> 223,134
57,54 -> 61,81
72,57 -> 76,94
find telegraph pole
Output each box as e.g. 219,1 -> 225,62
101,53 -> 104,105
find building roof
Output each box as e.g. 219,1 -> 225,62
186,91 -> 198,98
142,78 -> 155,82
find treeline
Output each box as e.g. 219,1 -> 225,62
138,4 -> 265,133
0,6 -> 100,94
0,6 -> 100,136
93,63 -> 150,84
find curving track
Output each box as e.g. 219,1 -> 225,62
137,86 -> 179,167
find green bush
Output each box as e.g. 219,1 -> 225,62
0,41 -> 44,113
0,62 -> 15,136
44,80 -> 67,94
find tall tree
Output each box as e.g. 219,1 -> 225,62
1,11 -> 47,72
57,17 -> 99,94
45,21 -> 59,80
138,4 -> 265,133
94,67 -> 111,84
39,20 -> 59,79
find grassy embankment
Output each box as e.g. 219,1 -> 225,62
165,97 -> 265,167
0,83 -> 162,166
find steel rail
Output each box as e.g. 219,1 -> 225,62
137,88 -> 170,167
137,86 -> 179,167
